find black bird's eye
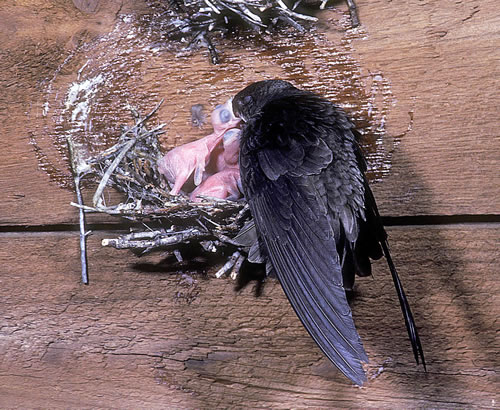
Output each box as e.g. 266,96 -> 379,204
243,95 -> 253,105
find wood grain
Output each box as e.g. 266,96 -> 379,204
354,0 -> 500,216
0,0 -> 498,407
0,0 -> 499,227
0,226 -> 498,407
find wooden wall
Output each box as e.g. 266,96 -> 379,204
0,0 -> 498,407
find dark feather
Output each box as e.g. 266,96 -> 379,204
232,80 -> 425,384
364,185 -> 427,369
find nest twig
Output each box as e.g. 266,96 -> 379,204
68,102 -> 252,284
67,136 -> 91,284
159,0 -> 360,64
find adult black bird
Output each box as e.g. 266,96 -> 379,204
231,80 -> 425,385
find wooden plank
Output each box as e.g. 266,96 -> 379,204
0,0 -> 150,227
354,0 -> 500,216
0,0 -> 499,227
0,225 -> 498,407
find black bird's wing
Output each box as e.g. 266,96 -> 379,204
239,92 -> 371,384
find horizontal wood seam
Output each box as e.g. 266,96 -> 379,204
0,215 -> 499,234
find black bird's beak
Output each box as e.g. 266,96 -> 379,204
229,97 -> 247,123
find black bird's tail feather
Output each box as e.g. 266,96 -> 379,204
381,240 -> 426,370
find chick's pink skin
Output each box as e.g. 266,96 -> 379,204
157,133 -> 218,195
212,128 -> 241,172
192,128 -> 242,202
157,99 -> 240,195
190,167 -> 241,202
222,128 -> 241,166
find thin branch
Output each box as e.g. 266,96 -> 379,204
67,137 -> 90,285
101,228 -> 208,249
215,251 -> 241,278
92,101 -> 165,208
345,0 -> 360,27
231,252 -> 246,280
276,0 -> 318,22
93,138 -> 136,208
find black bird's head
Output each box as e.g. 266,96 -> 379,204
232,80 -> 296,122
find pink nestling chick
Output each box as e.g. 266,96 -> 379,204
157,99 -> 240,195
222,128 -> 241,166
190,129 -> 242,202
212,128 -> 241,172
190,166 -> 242,202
